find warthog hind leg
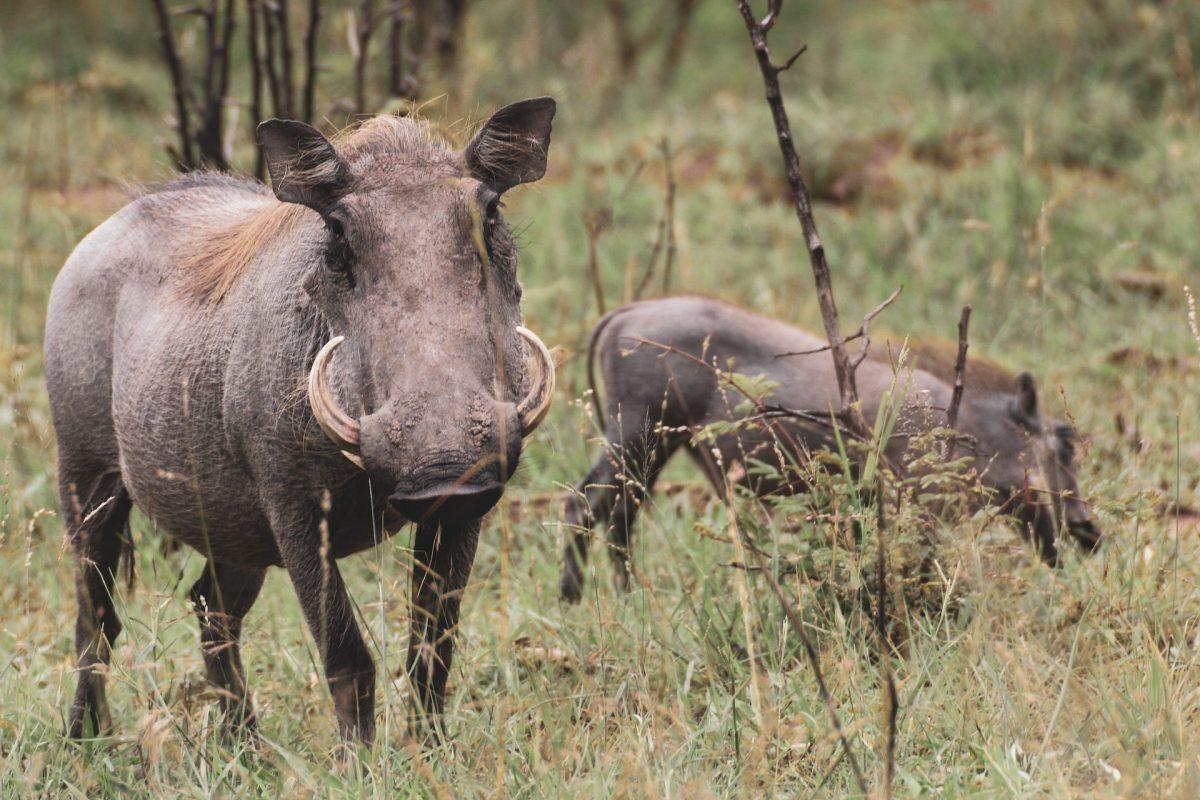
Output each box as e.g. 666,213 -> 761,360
63,466 -> 132,739
559,455 -> 619,603
561,422 -> 681,602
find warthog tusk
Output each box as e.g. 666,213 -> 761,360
516,326 -> 555,436
308,336 -> 364,467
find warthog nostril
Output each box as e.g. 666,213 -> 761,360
390,483 -> 504,522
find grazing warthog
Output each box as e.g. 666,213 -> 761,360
45,98 -> 558,743
559,296 -> 1100,602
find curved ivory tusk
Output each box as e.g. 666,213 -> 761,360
516,326 -> 556,436
308,336 -> 364,467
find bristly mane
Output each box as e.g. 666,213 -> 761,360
169,116 -> 457,304
870,334 -> 1017,394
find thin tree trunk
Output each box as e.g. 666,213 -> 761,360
247,0 -> 265,176
262,2 -> 283,117
354,0 -> 375,115
150,0 -> 195,168
302,0 -> 321,121
276,0 -> 295,117
660,0 -> 698,86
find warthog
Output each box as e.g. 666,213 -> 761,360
45,98 -> 558,742
559,296 -> 1100,602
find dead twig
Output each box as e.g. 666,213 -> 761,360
584,208 -> 613,315
581,161 -> 648,313
945,305 -> 972,431
775,286 -> 902,361
873,488 -> 897,800
734,0 -> 864,437
633,138 -> 678,300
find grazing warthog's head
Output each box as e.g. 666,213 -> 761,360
258,99 -> 557,522
961,372 -> 1101,561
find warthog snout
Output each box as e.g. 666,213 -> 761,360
308,328 -> 554,460
357,393 -> 523,521
1069,518 -> 1102,552
389,483 -> 505,523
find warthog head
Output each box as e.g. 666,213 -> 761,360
962,372 -> 1101,560
258,99 -> 557,522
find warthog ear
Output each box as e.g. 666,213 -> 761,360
1014,371 -> 1039,419
257,119 -> 352,211
465,97 -> 556,193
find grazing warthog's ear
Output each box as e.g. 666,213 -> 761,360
465,97 -> 556,193
1014,371 -> 1040,420
257,119 -> 352,211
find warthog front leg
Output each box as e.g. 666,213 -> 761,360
63,467 -> 132,739
189,561 -> 266,735
406,518 -> 480,741
273,506 -> 377,744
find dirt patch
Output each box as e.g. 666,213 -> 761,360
911,126 -> 1001,170
1106,346 -> 1198,375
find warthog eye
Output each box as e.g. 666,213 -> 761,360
479,192 -> 506,263
323,213 -> 355,286
484,196 -> 502,229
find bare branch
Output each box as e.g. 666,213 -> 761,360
302,0 -> 321,121
731,5 -> 883,794
191,0 -> 236,169
775,43 -> 806,73
775,285 -> 902,360
276,0 -> 296,117
661,141 -> 678,295
584,207 -> 612,315
660,0 -> 699,86
353,0 -> 377,115
873,495 -> 897,800
261,0 -> 284,116
945,305 -> 972,430
760,0 -> 782,31
733,0 -> 865,436
246,0 -> 265,177
151,0 -> 236,171
851,285 -> 903,370
633,138 -> 678,300
388,1 -> 420,101
150,0 -> 196,168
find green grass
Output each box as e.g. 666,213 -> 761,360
2,0 -> 1200,796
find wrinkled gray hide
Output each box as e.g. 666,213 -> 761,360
560,296 -> 1100,602
45,97 -> 556,743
